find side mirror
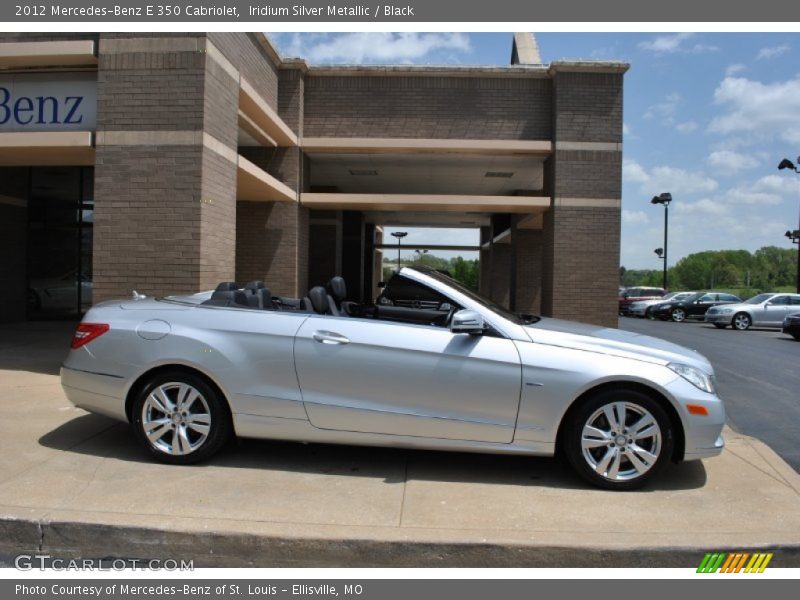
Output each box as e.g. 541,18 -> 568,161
450,309 -> 485,335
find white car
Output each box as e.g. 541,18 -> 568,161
705,293 -> 800,330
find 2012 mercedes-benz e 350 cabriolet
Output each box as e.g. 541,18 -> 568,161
61,266 -> 725,490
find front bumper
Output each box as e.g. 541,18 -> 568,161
663,375 -> 726,461
704,312 -> 732,324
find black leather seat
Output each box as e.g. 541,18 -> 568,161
215,282 -> 240,292
203,289 -> 251,308
243,280 -> 276,310
326,276 -> 358,317
304,286 -> 329,315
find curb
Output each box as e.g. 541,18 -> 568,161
2,517 -> 800,568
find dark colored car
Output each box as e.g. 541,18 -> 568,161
783,313 -> 800,340
652,292 -> 742,323
619,287 -> 666,316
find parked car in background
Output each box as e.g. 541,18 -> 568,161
705,293 -> 800,330
652,292 -> 742,323
783,312 -> 800,340
619,287 -> 667,316
628,291 -> 695,319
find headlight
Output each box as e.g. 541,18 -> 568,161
668,362 -> 716,394
718,308 -> 733,314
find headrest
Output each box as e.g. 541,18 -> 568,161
327,276 -> 347,302
257,287 -> 273,309
232,290 -> 250,306
215,282 -> 239,292
244,280 -> 265,291
307,286 -> 329,314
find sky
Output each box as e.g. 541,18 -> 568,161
269,32 -> 800,268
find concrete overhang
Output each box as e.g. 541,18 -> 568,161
0,131 -> 94,166
237,154 -> 297,203
300,193 -> 550,213
0,40 -> 97,69
239,78 -> 298,147
548,60 -> 630,74
302,137 -> 552,156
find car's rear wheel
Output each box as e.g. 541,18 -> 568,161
713,323 -> 727,329
563,389 -> 674,491
645,307 -> 656,320
131,371 -> 232,464
671,308 -> 686,323
732,312 -> 752,331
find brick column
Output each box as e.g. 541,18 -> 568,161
235,66 -> 308,297
93,33 -> 239,301
542,68 -> 624,327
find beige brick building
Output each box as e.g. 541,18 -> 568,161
0,32 -> 627,327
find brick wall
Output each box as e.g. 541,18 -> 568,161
553,72 -> 623,143
207,32 -> 279,109
545,206 -> 620,327
487,244 -> 512,308
235,201 -> 306,297
96,46 -> 206,132
0,169 -> 28,323
514,229 -> 543,315
304,75 -> 552,139
93,145 -> 204,299
542,70 -> 623,327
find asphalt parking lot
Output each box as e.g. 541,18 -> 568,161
619,316 -> 800,472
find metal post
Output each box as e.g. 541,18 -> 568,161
663,203 -> 669,290
397,238 -> 401,272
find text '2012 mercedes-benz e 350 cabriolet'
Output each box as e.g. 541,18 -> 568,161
61,266 -> 725,490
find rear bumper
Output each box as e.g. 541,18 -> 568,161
61,365 -> 128,422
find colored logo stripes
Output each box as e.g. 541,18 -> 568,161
697,552 -> 773,573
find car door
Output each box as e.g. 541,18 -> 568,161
293,314 -> 522,443
758,295 -> 790,326
690,293 -> 715,317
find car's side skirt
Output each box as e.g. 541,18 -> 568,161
233,413 -> 555,456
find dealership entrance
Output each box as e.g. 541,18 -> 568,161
0,166 -> 93,321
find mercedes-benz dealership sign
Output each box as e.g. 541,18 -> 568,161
0,72 -> 96,131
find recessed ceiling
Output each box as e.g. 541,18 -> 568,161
308,152 -> 545,195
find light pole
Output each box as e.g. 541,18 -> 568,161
777,157 -> 800,294
390,231 -> 407,272
650,193 -> 672,290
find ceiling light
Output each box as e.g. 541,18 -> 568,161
484,171 -> 514,178
349,169 -> 378,176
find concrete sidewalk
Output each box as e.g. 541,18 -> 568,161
1,322 -> 799,567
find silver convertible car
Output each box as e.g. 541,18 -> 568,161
61,266 -> 725,490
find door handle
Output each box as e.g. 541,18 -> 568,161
312,330 -> 350,345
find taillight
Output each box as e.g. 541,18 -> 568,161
71,323 -> 110,349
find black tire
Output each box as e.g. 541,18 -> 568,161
645,307 -> 656,320
732,312 -> 752,331
713,323 -> 727,329
670,308 -> 686,323
131,370 -> 232,465
793,334 -> 800,341
562,388 -> 674,491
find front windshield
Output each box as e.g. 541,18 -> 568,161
412,267 -> 534,325
745,293 -> 774,304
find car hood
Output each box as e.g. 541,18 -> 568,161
524,317 -> 713,373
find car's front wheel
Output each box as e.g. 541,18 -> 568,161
671,308 -> 686,322
563,389 -> 674,491
131,371 -> 232,464
732,312 -> 752,331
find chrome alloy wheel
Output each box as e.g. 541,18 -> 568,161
671,308 -> 686,322
141,382 -> 211,456
733,312 -> 751,331
580,401 -> 663,482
